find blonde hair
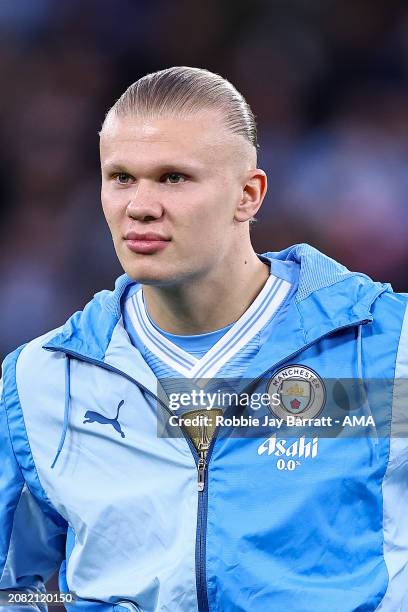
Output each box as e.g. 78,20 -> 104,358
102,66 -> 257,149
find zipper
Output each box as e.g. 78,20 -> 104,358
197,416 -> 211,491
197,455 -> 206,491
45,317 -> 370,612
195,417 -> 219,612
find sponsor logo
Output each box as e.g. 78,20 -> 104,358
267,365 -> 326,422
258,434 -> 319,471
83,399 -> 126,438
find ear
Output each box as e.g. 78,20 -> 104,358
234,169 -> 268,222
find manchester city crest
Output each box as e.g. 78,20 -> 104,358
267,365 -> 326,421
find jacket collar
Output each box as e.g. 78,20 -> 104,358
43,243 -> 390,363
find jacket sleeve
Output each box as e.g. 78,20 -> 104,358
0,376 -> 67,611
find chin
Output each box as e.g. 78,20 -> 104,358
119,250 -> 199,287
123,263 -> 181,287
124,264 -> 201,288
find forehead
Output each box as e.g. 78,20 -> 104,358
99,111 -> 241,168
100,110 -> 254,173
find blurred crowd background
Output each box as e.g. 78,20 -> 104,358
1,0 -> 408,594
1,0 -> 408,362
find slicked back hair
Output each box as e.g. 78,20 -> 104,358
102,66 -> 258,150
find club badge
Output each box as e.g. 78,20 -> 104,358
267,365 -> 326,421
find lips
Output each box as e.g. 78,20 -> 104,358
124,231 -> 171,254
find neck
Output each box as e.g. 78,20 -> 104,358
142,251 -> 270,335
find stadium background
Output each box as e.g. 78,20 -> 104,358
0,0 -> 407,595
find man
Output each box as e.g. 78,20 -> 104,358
0,67 -> 407,611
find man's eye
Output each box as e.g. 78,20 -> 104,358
114,173 -> 132,184
164,173 -> 186,184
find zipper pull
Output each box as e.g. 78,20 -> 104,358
197,455 -> 206,492
197,418 -> 209,491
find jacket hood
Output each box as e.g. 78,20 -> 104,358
43,243 -> 391,359
267,243 -> 390,343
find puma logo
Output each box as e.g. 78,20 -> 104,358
83,400 -> 126,438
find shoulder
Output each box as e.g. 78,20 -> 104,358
1,326 -> 66,401
366,290 -> 408,377
371,289 -> 408,328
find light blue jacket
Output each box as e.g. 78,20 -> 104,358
1,244 -> 408,611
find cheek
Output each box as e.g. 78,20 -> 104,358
188,185 -> 228,221
101,192 -> 123,227
193,187 -> 235,228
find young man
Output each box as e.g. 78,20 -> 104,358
1,67 -> 407,611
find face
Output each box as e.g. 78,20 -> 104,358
100,110 -> 259,286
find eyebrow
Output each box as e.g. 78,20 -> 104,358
101,161 -> 203,175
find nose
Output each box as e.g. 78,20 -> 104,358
126,181 -> 164,221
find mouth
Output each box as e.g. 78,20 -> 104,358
124,231 -> 171,255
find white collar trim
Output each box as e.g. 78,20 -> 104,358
125,273 -> 291,378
